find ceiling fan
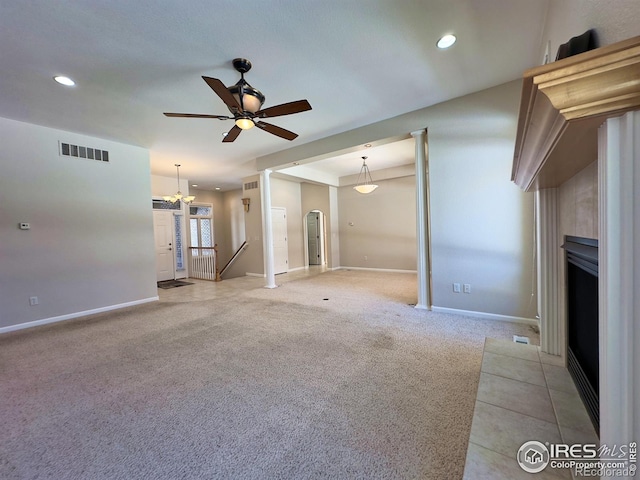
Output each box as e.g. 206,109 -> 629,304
164,58 -> 312,143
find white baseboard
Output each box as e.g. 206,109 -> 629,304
335,266 -> 417,274
286,266 -> 306,273
245,272 -> 264,278
431,306 -> 539,326
0,297 -> 159,334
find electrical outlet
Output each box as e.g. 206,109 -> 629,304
29,296 -> 39,306
453,283 -> 461,293
463,284 -> 471,294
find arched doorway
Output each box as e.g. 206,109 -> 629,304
304,210 -> 326,267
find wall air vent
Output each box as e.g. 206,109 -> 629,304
244,181 -> 258,191
59,141 -> 109,162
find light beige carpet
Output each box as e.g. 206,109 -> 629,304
0,270 -> 536,479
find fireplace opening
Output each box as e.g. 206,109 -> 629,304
563,236 -> 599,435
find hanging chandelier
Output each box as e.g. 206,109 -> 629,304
163,164 -> 195,205
353,156 -> 378,194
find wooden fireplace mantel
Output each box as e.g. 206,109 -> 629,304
512,35 -> 640,191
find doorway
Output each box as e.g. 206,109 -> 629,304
153,210 -> 175,281
152,208 -> 187,282
271,207 -> 288,274
305,210 -> 326,267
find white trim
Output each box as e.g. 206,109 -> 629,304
431,306 -> 539,326
598,113 -> 639,445
0,297 -> 159,334
412,129 -> 431,309
260,170 -> 277,288
286,266 -> 306,273
245,272 -> 265,277
536,188 -> 562,356
335,266 -> 417,274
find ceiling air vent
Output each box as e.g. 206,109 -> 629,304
59,141 -> 109,162
244,180 -> 258,191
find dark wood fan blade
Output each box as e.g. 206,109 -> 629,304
255,100 -> 311,118
202,76 -> 242,112
222,125 -> 242,143
255,121 -> 298,141
164,113 -> 231,119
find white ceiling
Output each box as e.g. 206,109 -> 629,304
0,1 -> 550,190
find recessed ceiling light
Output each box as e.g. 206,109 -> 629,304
437,34 -> 457,49
192,184 -> 198,187
215,187 -> 221,190
364,144 -> 372,148
54,76 -> 75,86
292,162 -> 300,166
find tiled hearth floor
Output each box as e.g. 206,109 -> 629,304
463,338 -> 599,479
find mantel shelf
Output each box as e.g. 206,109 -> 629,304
512,35 -> 640,191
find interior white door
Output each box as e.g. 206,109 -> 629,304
153,210 -> 175,281
307,212 -> 320,265
271,207 -> 288,274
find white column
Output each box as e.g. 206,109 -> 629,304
260,169 -> 277,288
412,129 -> 431,309
598,111 -> 640,449
536,188 -> 562,357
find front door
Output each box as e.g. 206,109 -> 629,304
153,210 -> 175,281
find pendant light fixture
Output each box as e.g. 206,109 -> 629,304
353,156 -> 378,194
163,164 -> 196,205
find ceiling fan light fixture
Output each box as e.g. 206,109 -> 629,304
164,58 -> 311,143
235,117 -> 255,130
353,156 -> 378,194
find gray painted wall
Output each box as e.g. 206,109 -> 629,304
338,175 -> 416,271
0,117 -> 156,329
541,0 -> 640,64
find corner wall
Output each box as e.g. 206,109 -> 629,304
0,117 -> 157,330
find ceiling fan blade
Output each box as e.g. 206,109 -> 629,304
255,121 -> 298,141
202,76 -> 242,112
164,112 -> 231,119
255,100 -> 312,118
222,125 -> 242,143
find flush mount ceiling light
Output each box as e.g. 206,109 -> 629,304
163,164 -> 195,205
54,75 -> 75,86
437,34 -> 457,49
353,156 -> 378,194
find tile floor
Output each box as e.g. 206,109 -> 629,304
463,338 -> 599,479
157,266 -> 327,303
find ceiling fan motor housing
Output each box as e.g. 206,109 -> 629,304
228,82 -> 265,114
